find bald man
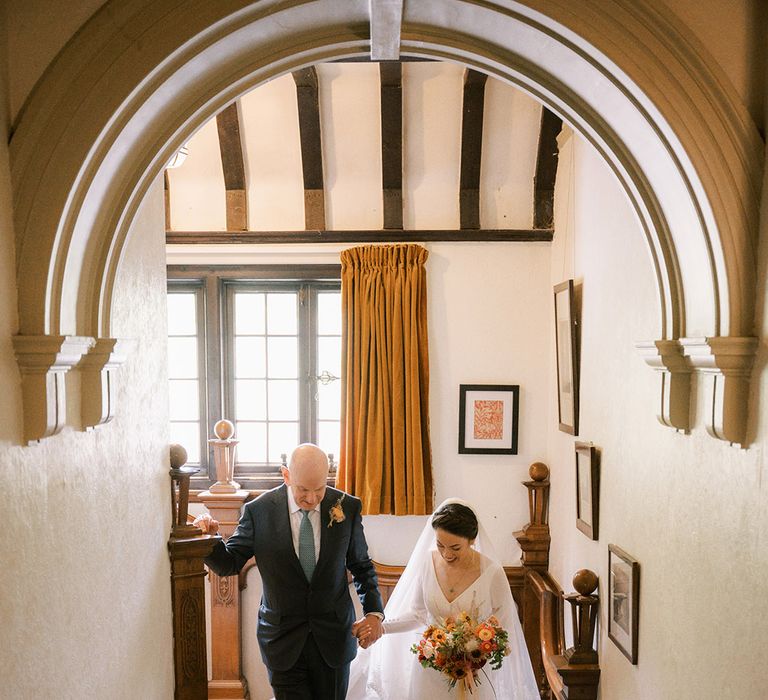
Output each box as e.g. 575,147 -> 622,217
197,444 -> 384,699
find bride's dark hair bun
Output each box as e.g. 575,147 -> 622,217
431,503 -> 478,540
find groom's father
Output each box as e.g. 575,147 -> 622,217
195,443 -> 384,699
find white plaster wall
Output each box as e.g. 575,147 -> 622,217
0,162 -> 175,699
548,131 -> 768,698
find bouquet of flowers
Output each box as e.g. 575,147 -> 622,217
411,611 -> 510,694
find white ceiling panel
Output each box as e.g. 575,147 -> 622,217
167,118 -> 226,231
318,63 -> 383,230
482,80 -> 542,229
240,74 -> 305,231
402,62 -> 463,230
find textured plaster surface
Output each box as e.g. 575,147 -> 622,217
0,177 -> 174,699
547,134 -> 768,698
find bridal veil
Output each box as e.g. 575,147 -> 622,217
346,498 -> 540,699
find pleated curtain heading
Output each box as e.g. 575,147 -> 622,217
336,244 -> 433,515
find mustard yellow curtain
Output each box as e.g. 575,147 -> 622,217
336,244 -> 433,515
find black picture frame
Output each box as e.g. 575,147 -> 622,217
575,442 -> 599,540
608,544 -> 640,664
458,384 -> 519,454
554,279 -> 579,434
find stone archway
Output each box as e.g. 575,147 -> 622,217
9,0 -> 761,444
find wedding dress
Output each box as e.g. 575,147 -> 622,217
347,500 -> 540,699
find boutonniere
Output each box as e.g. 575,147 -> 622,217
328,494 -> 346,527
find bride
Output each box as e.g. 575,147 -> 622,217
347,499 -> 539,699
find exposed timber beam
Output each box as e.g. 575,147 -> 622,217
459,69 -> 488,230
534,108 -> 563,229
164,171 -> 171,231
167,229 -> 553,244
380,62 -> 403,229
370,0 -> 404,61
292,67 -> 326,230
215,102 -> 248,231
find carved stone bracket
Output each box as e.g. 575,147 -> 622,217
369,0 -> 404,60
637,336 -> 757,445
79,337 -> 132,430
635,339 -> 692,432
680,336 -> 758,446
12,334 -> 95,444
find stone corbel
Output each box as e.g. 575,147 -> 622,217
635,339 -> 692,432
79,338 -> 133,430
680,337 -> 758,446
370,0 -> 404,60
12,335 -> 95,444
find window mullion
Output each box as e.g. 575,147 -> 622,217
298,283 -> 314,444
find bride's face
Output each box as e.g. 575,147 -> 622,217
434,528 -> 475,565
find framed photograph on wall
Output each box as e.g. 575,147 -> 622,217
554,280 -> 579,434
575,442 -> 599,540
608,544 -> 640,664
458,384 -> 519,454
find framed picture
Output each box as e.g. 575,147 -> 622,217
458,384 -> 519,454
575,442 -> 599,540
608,544 -> 640,664
554,280 -> 579,434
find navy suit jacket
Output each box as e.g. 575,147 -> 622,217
205,484 -> 384,671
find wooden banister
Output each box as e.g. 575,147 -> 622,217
168,444 -> 221,700
527,568 -> 600,700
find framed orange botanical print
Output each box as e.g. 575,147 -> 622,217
458,384 -> 519,454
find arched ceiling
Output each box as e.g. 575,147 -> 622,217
165,61 -> 561,241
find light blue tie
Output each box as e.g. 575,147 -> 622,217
298,509 -> 316,581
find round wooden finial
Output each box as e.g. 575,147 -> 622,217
169,443 -> 188,469
573,569 -> 598,596
529,462 -> 549,481
214,419 -> 235,440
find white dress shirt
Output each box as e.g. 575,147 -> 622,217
286,486 -> 321,563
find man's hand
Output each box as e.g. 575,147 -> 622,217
351,614 -> 384,649
193,513 -> 220,535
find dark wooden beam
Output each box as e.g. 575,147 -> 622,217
164,171 -> 171,231
167,229 -> 553,244
460,69 -> 488,230
379,62 -> 403,229
534,108 -> 563,229
292,67 -> 326,230
215,102 -> 248,231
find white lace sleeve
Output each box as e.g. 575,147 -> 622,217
487,561 -> 517,626
381,556 -> 429,634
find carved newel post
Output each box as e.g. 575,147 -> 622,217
199,420 -> 251,700
167,444 -> 220,700
553,570 -> 601,700
514,462 -> 551,571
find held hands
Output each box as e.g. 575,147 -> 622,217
193,513 -> 220,535
351,614 -> 383,649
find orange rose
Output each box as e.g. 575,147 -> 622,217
480,640 -> 493,653
476,625 -> 494,641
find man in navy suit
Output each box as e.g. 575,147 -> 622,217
196,443 -> 384,699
